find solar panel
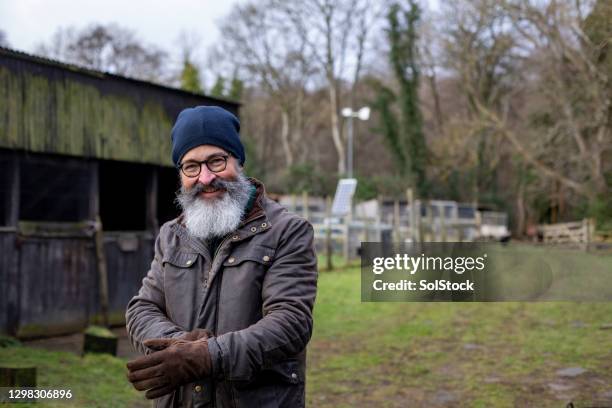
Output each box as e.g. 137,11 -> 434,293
331,178 -> 357,216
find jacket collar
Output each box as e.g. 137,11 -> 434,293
240,177 -> 266,224
232,177 -> 271,241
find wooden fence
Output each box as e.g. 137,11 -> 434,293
539,218 -> 595,251
281,192 -> 510,262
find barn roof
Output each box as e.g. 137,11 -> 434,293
0,47 -> 240,167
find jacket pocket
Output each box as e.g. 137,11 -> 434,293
162,247 -> 199,269
269,359 -> 305,408
266,359 -> 303,385
161,247 -> 203,328
231,359 -> 305,408
222,245 -> 275,267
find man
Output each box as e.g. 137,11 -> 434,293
125,106 -> 318,408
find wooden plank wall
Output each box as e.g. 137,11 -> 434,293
103,233 -> 154,324
1,232 -> 153,338
0,231 -> 19,335
16,236 -> 94,337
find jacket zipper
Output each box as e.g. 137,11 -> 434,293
210,210 -> 266,346
208,211 -> 266,285
209,212 -> 267,408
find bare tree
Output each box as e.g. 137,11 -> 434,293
438,0 -> 521,204
36,23 -> 168,83
501,0 -> 610,198
440,0 -> 612,196
436,0 -> 611,231
274,0 -> 389,175
418,14 -> 445,134
214,1 -> 317,168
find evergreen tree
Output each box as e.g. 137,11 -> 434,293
180,59 -> 203,94
228,76 -> 244,101
372,1 -> 428,197
210,75 -> 226,98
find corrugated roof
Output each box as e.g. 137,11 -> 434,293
0,47 -> 241,166
0,46 -> 241,106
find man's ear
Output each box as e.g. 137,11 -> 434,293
230,155 -> 243,172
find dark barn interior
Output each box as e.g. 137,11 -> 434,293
0,47 -> 239,338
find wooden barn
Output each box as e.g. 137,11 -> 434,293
0,47 -> 239,338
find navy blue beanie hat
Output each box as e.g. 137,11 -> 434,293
171,106 -> 245,167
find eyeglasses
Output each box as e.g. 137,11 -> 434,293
178,154 -> 229,177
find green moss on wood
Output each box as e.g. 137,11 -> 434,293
0,335 -> 21,348
17,321 -> 87,339
84,326 -> 116,339
0,66 -> 174,166
88,311 -> 126,327
16,309 -> 125,339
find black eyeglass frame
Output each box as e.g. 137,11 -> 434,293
178,154 -> 230,178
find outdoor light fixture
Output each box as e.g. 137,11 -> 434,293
341,106 -> 371,178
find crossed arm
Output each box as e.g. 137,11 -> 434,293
125,218 -> 318,397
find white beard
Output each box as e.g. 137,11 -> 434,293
177,173 -> 252,240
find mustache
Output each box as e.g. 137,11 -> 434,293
180,177 -> 237,200
189,180 -> 224,195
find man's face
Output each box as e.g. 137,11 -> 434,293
179,145 -> 241,200
176,144 -> 251,239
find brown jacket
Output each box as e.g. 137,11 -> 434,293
126,180 -> 318,407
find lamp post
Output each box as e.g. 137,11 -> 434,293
341,106 -> 370,178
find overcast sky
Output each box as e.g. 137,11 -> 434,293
1,0 -> 440,54
0,0 -> 238,60
0,0 -> 440,87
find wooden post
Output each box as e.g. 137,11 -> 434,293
393,199 -> 401,242
363,214 -> 371,242
440,204 -> 447,242
376,195 -> 383,242
452,205 -> 459,242
418,201 -> 425,243
583,218 -> 595,252
88,162 -> 99,221
291,194 -> 297,213
343,212 -> 351,265
6,154 -> 20,336
426,201 -> 434,242
325,196 -> 333,271
146,168 -> 159,234
94,216 -> 110,327
0,366 -> 36,387
83,326 -> 118,356
84,333 -> 117,355
406,188 -> 416,243
475,210 -> 482,241
7,154 -> 19,227
302,191 -> 309,220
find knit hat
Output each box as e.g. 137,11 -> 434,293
171,106 -> 245,166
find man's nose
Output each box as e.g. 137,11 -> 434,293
197,165 -> 217,185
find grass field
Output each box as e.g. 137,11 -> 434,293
1,246 -> 610,407
308,246 -> 612,407
0,348 -> 146,407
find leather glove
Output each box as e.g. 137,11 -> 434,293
126,338 -> 212,399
